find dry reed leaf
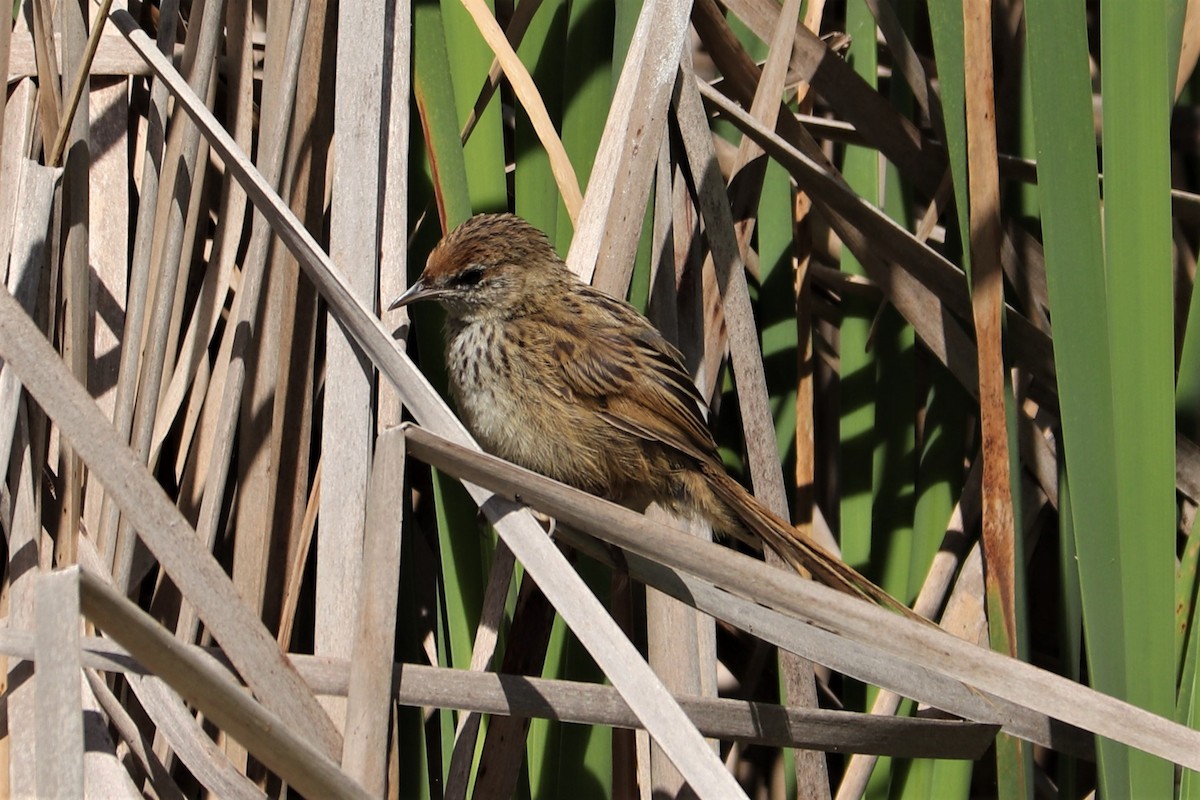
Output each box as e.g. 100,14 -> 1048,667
674,56 -> 790,519
107,13 -> 752,793
0,625 -> 997,759
5,24 -> 162,78
317,0 -> 387,713
29,0 -> 63,143
963,0 -> 1019,656
0,282 -> 343,757
567,0 -> 691,290
723,0 -> 942,197
33,570 -> 83,797
669,87 -> 840,800
342,429 -> 407,795
3,159 -> 60,798
4,407 -> 41,798
378,0 -> 413,431
125,673 -> 264,800
83,669 -> 187,800
76,568 -> 371,799
402,425 -> 1200,771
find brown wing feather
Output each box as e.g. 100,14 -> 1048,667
540,287 -> 927,622
545,286 -> 718,465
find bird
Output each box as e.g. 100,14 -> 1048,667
391,213 -> 912,616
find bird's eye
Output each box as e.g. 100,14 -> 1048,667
455,266 -> 486,287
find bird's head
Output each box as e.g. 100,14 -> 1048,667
389,213 -> 570,321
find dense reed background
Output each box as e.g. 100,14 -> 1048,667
3,0 -> 1200,797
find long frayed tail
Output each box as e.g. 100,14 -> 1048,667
699,462 -> 923,620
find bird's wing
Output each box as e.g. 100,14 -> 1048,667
541,287 -> 719,465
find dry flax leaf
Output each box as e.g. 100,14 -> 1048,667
723,0 -> 942,197
76,568 -> 371,800
963,0 -> 1020,653
402,425 -> 1200,771
317,0 -> 387,714
672,66 -> 790,519
0,283 -> 343,758
567,0 -> 691,290
106,14 -> 752,792
342,429 -> 407,795
0,626 -> 999,760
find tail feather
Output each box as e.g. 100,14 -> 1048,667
699,462 -> 923,621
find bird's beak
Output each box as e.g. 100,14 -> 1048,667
387,278 -> 437,311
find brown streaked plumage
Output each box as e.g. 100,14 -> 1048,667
393,213 -> 912,615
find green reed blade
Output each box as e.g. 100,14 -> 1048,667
1028,0 -> 1177,793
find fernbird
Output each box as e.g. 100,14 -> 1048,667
392,213 -> 906,613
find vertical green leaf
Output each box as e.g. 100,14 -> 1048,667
564,0 -> 615,128
1099,1 -> 1177,794
557,0 -> 614,248
515,0 -> 568,242
758,159 -> 799,465
925,0 -> 970,277
612,0 -> 643,82
413,0 -> 474,227
441,0 -> 508,211
871,158 -> 916,597
882,1 -> 971,795
1028,0 -> 1176,794
838,0 -> 881,572
911,375 -> 968,592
